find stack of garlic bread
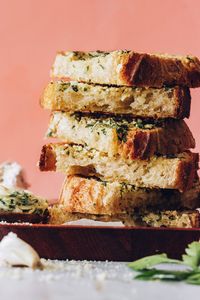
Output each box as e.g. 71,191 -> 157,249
39,50 -> 200,228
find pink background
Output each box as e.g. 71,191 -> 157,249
0,0 -> 199,199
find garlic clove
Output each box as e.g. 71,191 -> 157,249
0,232 -> 43,269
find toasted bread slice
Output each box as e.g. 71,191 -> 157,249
39,144 -> 198,191
41,81 -> 191,119
58,175 -> 200,215
51,50 -> 200,88
46,112 -> 195,159
0,185 -> 49,224
49,207 -> 200,228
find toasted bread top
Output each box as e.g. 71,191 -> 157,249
51,50 -> 200,87
46,112 -> 195,159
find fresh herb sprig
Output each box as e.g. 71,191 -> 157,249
128,241 -> 200,285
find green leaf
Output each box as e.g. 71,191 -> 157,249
128,254 -> 181,271
186,271 -> 200,285
135,269 -> 193,282
182,242 -> 200,269
128,241 -> 200,285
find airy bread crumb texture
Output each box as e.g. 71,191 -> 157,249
39,143 -> 198,192
41,81 -> 191,118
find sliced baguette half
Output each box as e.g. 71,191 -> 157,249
46,112 -> 195,159
41,81 -> 191,119
39,143 -> 198,191
51,50 -> 200,88
58,175 -> 200,215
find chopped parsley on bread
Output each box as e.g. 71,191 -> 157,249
51,50 -> 200,88
0,185 -> 49,223
46,112 -> 195,159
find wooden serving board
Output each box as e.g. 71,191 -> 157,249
0,224 -> 200,261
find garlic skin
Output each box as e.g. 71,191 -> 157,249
0,162 -> 29,189
0,232 -> 43,269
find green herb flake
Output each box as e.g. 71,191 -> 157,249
79,115 -> 164,144
101,128 -> 107,135
73,112 -> 82,122
186,56 -> 194,63
47,130 -> 54,137
116,125 -> 128,142
135,119 -> 144,129
71,85 -> 78,92
85,124 -> 94,128
59,83 -> 70,92
182,242 -> 200,269
65,149 -> 70,155
101,181 -> 107,187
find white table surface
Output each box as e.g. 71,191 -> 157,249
0,260 -> 199,300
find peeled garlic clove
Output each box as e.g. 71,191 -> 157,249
0,232 -> 43,269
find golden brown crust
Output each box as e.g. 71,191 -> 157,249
175,152 -> 199,192
123,122 -> 195,159
39,144 -> 57,171
121,52 -> 146,85
125,130 -> 154,159
174,87 -> 191,119
195,212 -> 200,227
121,52 -> 200,87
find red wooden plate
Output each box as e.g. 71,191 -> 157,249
0,224 -> 200,261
